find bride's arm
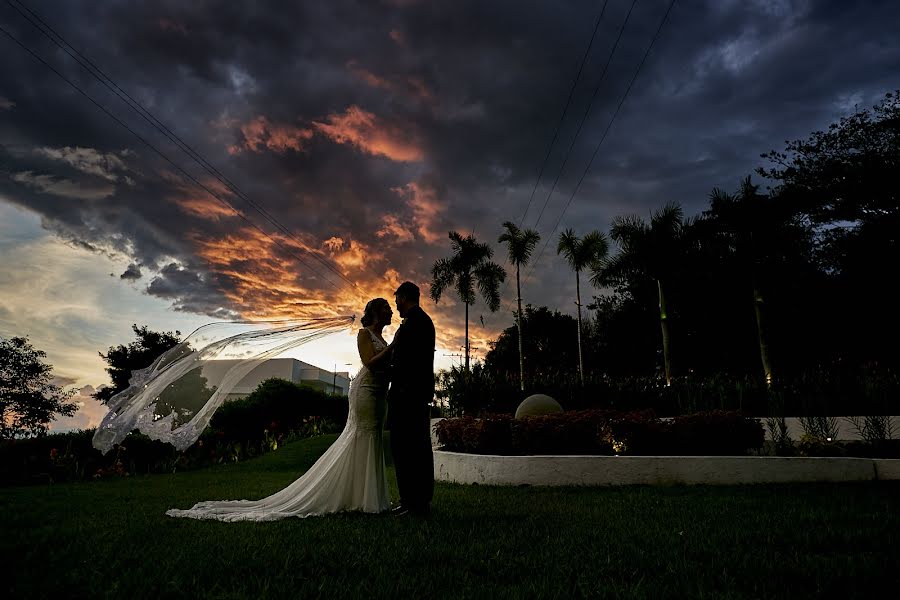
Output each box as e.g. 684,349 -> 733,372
357,330 -> 393,368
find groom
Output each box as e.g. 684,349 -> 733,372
388,281 -> 436,517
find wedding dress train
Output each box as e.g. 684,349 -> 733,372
165,330 -> 390,521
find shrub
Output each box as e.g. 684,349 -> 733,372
435,409 -> 765,456
0,378 -> 347,486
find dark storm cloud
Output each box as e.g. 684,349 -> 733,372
1,0 -> 898,336
119,262 -> 142,280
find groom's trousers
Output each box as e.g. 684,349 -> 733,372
388,397 -> 434,511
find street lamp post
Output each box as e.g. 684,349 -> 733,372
333,363 -> 351,395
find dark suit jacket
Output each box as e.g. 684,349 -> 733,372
389,305 -> 435,402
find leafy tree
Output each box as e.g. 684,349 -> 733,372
557,228 -> 609,385
758,91 -> 900,365
498,221 -> 541,391
93,325 -> 182,404
595,203 -> 690,386
431,231 -> 506,372
484,305 -> 583,380
0,336 -> 77,438
757,90 -> 899,227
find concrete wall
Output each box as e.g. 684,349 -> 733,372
433,451 -> 900,486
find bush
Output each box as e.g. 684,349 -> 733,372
435,409 -> 766,456
0,378 -> 347,486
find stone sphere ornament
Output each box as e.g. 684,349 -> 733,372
514,394 -> 563,419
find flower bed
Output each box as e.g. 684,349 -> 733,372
434,409 -> 767,456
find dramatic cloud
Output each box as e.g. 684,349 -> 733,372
119,263 -> 142,280
229,116 -> 315,154
11,171 -> 115,200
34,146 -> 134,184
313,105 -> 424,162
0,0 -> 897,377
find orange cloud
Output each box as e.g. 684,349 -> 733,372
232,116 -> 314,154
322,236 -> 382,274
346,60 -> 394,91
162,172 -> 241,221
390,181 -> 445,244
347,61 -> 433,103
192,226 -> 396,324
389,29 -> 406,46
376,214 -> 416,243
313,106 -> 424,162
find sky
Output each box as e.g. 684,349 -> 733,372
1,0 -> 898,432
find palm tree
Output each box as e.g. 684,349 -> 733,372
557,228 -> 609,385
706,176 -> 788,386
593,203 -> 687,387
431,232 -> 506,372
498,222 -> 541,391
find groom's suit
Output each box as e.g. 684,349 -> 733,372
388,305 -> 435,512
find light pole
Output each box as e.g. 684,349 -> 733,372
333,363 -> 351,395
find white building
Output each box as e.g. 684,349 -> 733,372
202,358 -> 352,400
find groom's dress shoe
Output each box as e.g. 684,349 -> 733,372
390,505 -> 409,517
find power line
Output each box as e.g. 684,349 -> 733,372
495,0 -> 639,321
0,25 -> 348,289
524,0 -> 679,283
518,0 -> 609,228
530,0 -> 638,231
4,0 -> 359,291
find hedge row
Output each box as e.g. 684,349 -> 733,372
434,409 -> 766,456
1,379 -> 346,485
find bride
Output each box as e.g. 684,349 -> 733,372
165,298 -> 395,521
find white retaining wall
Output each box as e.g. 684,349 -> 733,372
433,451 -> 900,486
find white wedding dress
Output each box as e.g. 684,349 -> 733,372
165,329 -> 390,521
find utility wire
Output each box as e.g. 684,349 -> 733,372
495,0 -> 639,320
531,0 -> 638,231
5,0 -> 359,291
518,0 -> 609,227
0,19 -> 348,292
524,0 -> 679,284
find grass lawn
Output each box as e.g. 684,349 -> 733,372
2,434 -> 899,599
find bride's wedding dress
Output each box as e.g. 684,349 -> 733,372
165,329 -> 390,521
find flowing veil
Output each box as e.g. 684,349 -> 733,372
92,316 -> 354,454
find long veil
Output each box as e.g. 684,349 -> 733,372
92,316 -> 354,454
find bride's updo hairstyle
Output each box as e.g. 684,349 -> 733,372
361,298 -> 389,327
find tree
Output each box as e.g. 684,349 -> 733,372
557,228 -> 609,385
757,90 -> 900,364
484,305 -> 582,379
498,221 -> 541,391
431,232 -> 506,372
94,325 -> 182,404
595,203 -> 689,386
707,178 -> 776,384
1,336 -> 77,438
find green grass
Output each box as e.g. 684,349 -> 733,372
2,434 -> 899,599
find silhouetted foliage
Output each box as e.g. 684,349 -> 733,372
431,231 -> 506,371
93,324 -> 182,405
0,337 -> 77,438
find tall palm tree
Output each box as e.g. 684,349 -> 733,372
557,228 -> 609,385
431,232 -> 506,372
593,203 -> 687,387
707,176 -> 787,386
498,222 -> 541,391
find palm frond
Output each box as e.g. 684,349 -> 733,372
430,257 -> 456,303
474,261 -> 506,312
